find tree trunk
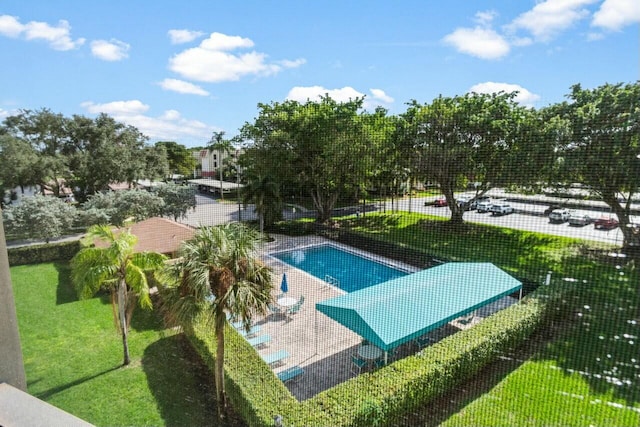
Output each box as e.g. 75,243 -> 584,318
259,214 -> 264,235
118,280 -> 130,366
215,325 -> 226,418
443,186 -> 464,224
602,193 -> 634,248
219,165 -> 224,200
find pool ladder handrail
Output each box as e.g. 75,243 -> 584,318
324,274 -> 340,288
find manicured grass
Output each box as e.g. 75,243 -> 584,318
336,213 -> 640,426
11,263 -> 217,426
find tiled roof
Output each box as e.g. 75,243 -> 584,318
95,217 -> 195,255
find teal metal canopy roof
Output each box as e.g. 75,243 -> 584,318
315,262 -> 522,351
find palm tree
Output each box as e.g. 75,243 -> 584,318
207,131 -> 233,200
70,224 -> 167,366
160,222 -> 273,418
242,174 -> 282,234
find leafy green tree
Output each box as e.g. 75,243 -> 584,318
71,225 -> 166,365
161,223 -> 272,418
0,135 -> 39,195
241,174 -> 282,233
403,92 -> 527,224
1,108 -> 71,197
82,190 -> 165,226
241,96 -> 370,222
155,141 -> 197,177
141,145 -> 170,182
558,82 -> 640,247
155,183 -> 197,221
2,195 -> 76,242
207,131 -> 234,200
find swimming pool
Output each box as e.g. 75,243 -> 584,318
271,244 -> 408,293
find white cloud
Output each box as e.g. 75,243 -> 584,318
0,14 -> 85,50
443,27 -> 510,60
200,32 -> 254,50
91,39 -> 130,61
468,82 -> 541,107
0,15 -> 23,37
159,78 -> 209,96
168,29 -> 204,44
285,86 -> 393,110
592,0 -> 640,30
370,88 -> 394,104
81,100 -> 149,115
169,32 -> 305,83
81,100 -> 214,142
507,0 -> 597,42
474,10 -> 498,26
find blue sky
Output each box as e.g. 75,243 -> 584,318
0,0 -> 638,147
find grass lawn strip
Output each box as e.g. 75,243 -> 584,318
11,262 -> 217,427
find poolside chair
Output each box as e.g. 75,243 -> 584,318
268,303 -> 284,317
277,366 -> 304,383
351,354 -> 368,375
286,295 -> 305,316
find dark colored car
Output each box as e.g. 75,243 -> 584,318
594,217 -> 619,230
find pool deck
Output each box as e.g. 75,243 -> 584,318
250,234 -> 517,401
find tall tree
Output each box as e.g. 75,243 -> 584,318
0,135 -> 39,196
558,82 -> 640,248
241,174 -> 282,233
241,96 -> 370,222
70,225 -> 166,365
207,131 -> 233,200
403,92 -> 527,224
161,223 -> 272,418
155,140 -> 197,177
1,108 -> 70,196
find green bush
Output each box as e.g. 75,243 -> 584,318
8,240 -> 81,266
185,281 -> 573,426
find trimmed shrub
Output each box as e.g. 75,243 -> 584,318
8,240 -> 82,266
185,281 -> 574,427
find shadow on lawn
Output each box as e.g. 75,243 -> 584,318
142,334 -> 235,427
35,366 -> 121,400
54,262 -> 78,305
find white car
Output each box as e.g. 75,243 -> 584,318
490,202 -> 514,215
549,209 -> 571,223
476,200 -> 493,213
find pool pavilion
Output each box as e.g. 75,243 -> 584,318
315,262 -> 523,364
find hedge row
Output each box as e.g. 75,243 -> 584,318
185,281 -> 574,427
7,240 -> 81,266
185,320 -> 297,427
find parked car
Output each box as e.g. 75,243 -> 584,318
490,202 -> 515,215
457,196 -> 475,211
594,217 -> 619,230
568,213 -> 593,226
548,209 -> 571,223
544,204 -> 564,216
432,197 -> 447,207
476,200 -> 493,213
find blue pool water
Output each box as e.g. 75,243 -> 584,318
272,244 -> 408,293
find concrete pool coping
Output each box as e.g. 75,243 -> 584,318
253,234 -> 518,401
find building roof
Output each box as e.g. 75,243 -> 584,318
94,217 -> 195,255
315,262 -> 522,351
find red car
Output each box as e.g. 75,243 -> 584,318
433,198 -> 447,207
594,217 -> 619,230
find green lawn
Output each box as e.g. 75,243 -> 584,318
11,262 -> 217,426
337,213 -> 640,426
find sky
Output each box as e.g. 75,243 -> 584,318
0,0 -> 638,148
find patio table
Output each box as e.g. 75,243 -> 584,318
277,296 -> 297,307
358,344 -> 382,360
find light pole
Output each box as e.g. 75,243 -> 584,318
236,150 -> 242,222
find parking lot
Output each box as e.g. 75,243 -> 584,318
391,196 -> 638,246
